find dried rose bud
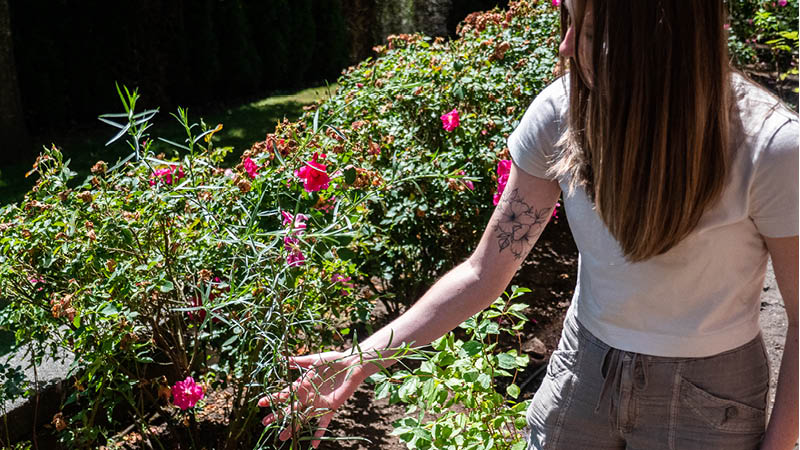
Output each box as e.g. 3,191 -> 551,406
91,161 -> 107,175
76,191 -> 93,203
52,413 -> 67,431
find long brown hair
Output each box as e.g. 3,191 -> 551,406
550,0 -> 733,262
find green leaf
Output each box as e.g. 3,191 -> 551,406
477,373 -> 491,390
344,167 -> 357,185
506,383 -> 520,399
398,376 -> 420,401
511,440 -> 527,450
159,281 -> 174,293
461,340 -> 482,356
99,303 -> 119,316
497,353 -> 517,369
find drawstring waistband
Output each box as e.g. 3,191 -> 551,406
594,347 -> 649,433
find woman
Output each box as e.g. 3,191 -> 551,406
260,1 -> 798,448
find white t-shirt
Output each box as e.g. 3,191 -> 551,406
508,72 -> 799,357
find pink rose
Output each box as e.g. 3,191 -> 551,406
552,0 -> 560,6
332,273 -> 354,295
493,160 -> 512,205
281,211 -> 309,231
440,108 -> 460,132
172,376 -> 204,410
552,202 -> 561,220
149,165 -> 185,186
244,157 -> 260,179
283,236 -> 305,267
779,0 -> 787,6
459,170 -> 475,190
293,153 -> 330,192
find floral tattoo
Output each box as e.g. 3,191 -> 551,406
494,189 -> 550,259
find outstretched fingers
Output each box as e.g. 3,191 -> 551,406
311,412 -> 333,449
258,391 -> 290,408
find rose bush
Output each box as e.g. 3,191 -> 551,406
0,88 -> 376,448
1,0 -> 780,447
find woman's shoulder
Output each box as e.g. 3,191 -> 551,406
731,71 -> 798,139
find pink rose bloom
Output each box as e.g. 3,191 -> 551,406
493,160 -> 512,206
459,170 -> 475,190
149,165 -> 185,186
172,376 -> 204,410
293,153 -> 330,192
286,252 -> 305,267
779,0 -> 787,6
440,108 -> 460,132
552,202 -> 561,220
281,211 -> 309,231
244,157 -> 260,179
284,236 -> 305,267
552,0 -> 560,6
332,273 -> 354,295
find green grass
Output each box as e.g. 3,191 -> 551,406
0,84 -> 338,206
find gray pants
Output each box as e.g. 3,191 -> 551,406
526,312 -> 769,449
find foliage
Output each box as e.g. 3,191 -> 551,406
368,286 -> 533,450
1,0 -> 795,447
727,0 -> 799,106
0,85 -> 377,448
290,0 -> 561,311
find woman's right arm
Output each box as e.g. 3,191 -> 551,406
350,163 -> 562,378
260,162 -> 561,447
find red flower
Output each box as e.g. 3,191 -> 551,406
493,160 -> 512,205
440,108 -> 460,132
172,377 -> 204,410
149,165 -> 185,186
244,157 -> 260,179
293,153 -> 330,192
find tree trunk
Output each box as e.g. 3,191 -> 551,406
0,0 -> 30,166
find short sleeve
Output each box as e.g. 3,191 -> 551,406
750,116 -> 799,237
507,78 -> 567,180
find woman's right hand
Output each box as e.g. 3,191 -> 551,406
258,351 -> 365,449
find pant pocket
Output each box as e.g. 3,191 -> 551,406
679,377 -> 766,434
546,349 -> 579,379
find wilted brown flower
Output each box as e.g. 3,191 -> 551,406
491,41 -> 511,61
52,412 -> 67,431
235,177 -> 252,193
51,293 -> 74,319
76,191 -> 93,203
351,120 -> 368,130
198,269 -> 213,282
91,161 -> 107,175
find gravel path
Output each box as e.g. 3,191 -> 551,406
758,260 -> 791,420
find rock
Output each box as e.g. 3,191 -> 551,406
525,337 -> 547,360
